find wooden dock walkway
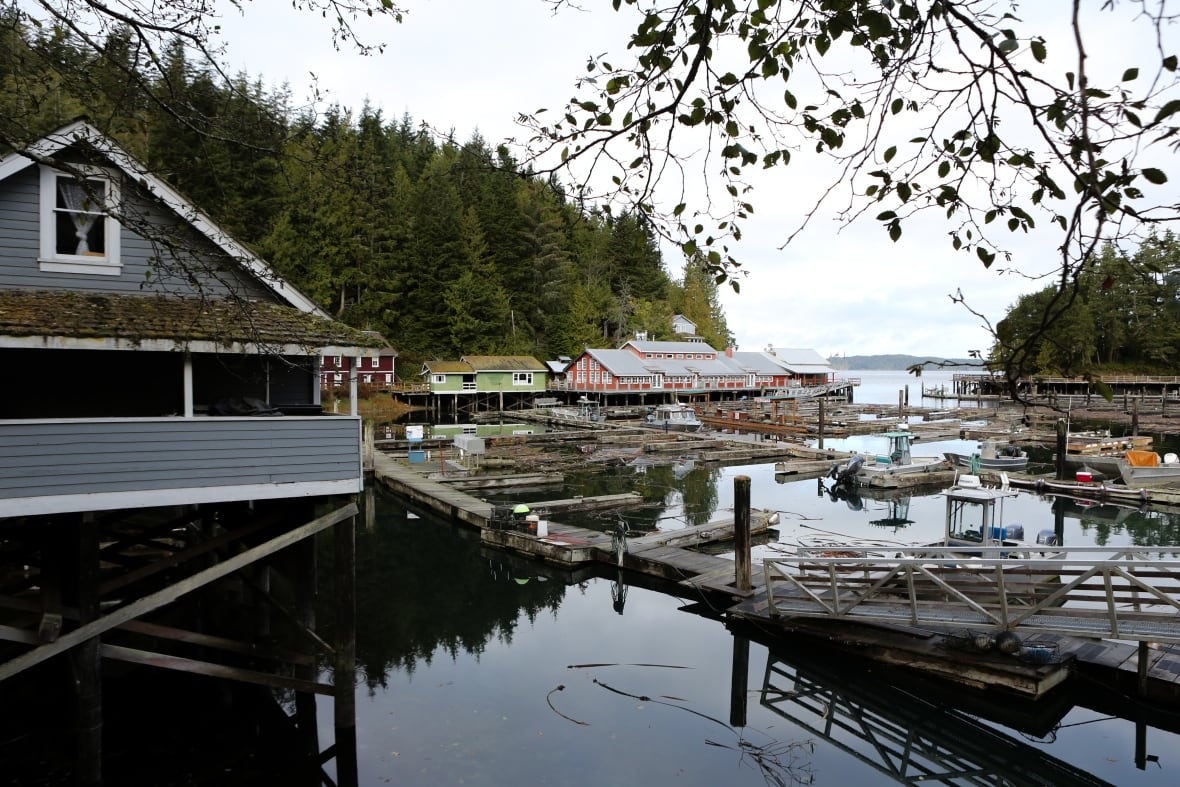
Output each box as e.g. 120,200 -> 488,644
371,453 -> 775,575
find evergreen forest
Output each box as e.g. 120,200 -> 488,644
0,17 -> 733,371
991,233 -> 1180,376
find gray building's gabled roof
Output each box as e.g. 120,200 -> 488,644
0,122 -> 391,355
0,121 -> 325,317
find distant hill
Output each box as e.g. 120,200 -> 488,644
827,354 -> 983,371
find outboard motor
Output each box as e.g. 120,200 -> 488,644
837,454 -> 865,487
1036,529 -> 1058,546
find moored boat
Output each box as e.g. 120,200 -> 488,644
646,402 -> 703,432
825,425 -> 949,489
943,440 -> 1029,473
1117,450 -> 1180,488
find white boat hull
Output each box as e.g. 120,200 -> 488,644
943,452 -> 1028,473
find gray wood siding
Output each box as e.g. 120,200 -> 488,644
0,416 -> 361,501
0,166 -> 275,302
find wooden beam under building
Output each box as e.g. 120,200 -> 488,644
0,501 -> 358,683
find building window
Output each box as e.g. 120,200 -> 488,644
363,374 -> 372,383
332,355 -> 342,367
333,373 -> 342,384
369,357 -> 379,368
512,372 -> 534,385
432,374 -> 446,384
39,167 -> 121,275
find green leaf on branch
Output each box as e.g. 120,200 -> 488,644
1142,168 -> 1168,184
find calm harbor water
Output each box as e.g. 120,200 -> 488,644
311,370 -> 1180,787
11,371 -> 1179,785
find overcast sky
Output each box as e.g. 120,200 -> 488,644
211,0 -> 1158,359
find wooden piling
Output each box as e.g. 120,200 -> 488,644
294,523 -> 320,761
1138,640 -> 1149,698
1055,419 -> 1068,480
729,632 -> 750,727
334,509 -> 359,787
734,476 -> 751,593
75,513 -> 102,787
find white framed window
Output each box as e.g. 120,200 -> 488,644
363,374 -> 372,383
332,355 -> 342,367
333,373 -> 342,384
370,357 -> 379,368
384,373 -> 392,383
512,372 -> 533,385
39,166 -> 121,275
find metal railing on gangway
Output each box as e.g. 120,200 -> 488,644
763,545 -> 1180,644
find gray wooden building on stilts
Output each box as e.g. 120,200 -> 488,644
0,123 -> 387,784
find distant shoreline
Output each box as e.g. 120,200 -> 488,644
827,354 -> 982,371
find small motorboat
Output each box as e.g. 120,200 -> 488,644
825,426 -> 948,489
1118,450 -> 1180,488
944,440 -> 1028,473
646,402 -> 703,432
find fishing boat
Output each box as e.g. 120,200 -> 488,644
825,425 -> 949,489
1117,450 -> 1180,488
943,440 -> 1029,473
646,402 -> 703,432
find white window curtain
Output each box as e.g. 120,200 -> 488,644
57,179 -> 101,254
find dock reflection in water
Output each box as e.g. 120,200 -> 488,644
753,635 -> 1108,786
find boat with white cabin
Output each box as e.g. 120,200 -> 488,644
646,402 -> 703,432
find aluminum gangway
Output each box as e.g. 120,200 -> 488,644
763,546 -> 1180,644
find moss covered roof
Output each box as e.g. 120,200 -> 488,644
0,290 -> 388,354
462,355 -> 547,371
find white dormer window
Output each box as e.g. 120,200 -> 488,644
39,167 -> 121,275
